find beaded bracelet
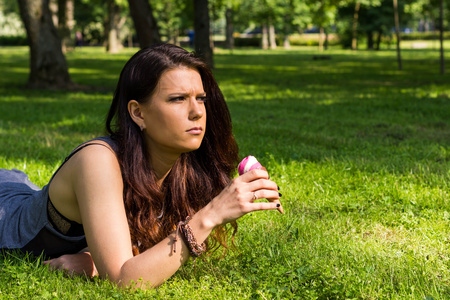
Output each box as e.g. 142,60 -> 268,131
173,216 -> 206,257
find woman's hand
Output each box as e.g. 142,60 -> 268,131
202,168 -> 281,228
43,251 -> 98,277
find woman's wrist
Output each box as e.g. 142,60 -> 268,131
193,204 -> 217,235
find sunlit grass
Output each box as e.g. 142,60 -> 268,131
1,45 -> 450,299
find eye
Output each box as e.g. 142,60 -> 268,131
169,96 -> 185,102
197,96 -> 207,103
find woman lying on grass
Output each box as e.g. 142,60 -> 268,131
0,43 -> 281,288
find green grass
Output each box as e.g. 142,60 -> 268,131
1,45 -> 450,299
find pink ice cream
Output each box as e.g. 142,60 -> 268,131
238,155 -> 262,175
238,155 -> 284,214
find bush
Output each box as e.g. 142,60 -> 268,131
0,35 -> 27,46
234,37 -> 260,48
288,33 -> 340,47
400,31 -> 450,41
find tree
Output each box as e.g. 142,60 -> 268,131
347,0 -> 382,50
357,0 -> 391,50
56,0 -> 74,53
18,0 -> 73,89
127,0 -> 161,48
105,0 -> 127,53
393,0 -> 402,70
152,0 -> 187,45
224,3 -> 235,49
404,0 -> 447,74
0,0 -> 25,37
276,0 -> 311,49
73,0 -> 106,46
438,0 -> 444,74
352,1 -> 361,50
237,0 -> 277,49
307,0 -> 338,51
338,0 -> 395,51
193,0 -> 214,68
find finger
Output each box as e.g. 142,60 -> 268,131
250,189 -> 280,202
260,167 -> 270,179
268,199 -> 284,214
248,201 -> 281,212
252,190 -> 284,214
238,168 -> 269,182
247,179 -> 279,194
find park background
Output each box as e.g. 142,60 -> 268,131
0,0 -> 449,299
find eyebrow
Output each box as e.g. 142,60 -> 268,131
167,92 -> 207,97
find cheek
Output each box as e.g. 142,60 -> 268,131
150,106 -> 178,124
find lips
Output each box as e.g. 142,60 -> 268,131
186,127 -> 203,134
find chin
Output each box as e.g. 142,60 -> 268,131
181,143 -> 202,153
184,146 -> 202,153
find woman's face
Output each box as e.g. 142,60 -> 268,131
139,67 -> 207,157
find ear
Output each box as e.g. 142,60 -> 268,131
127,100 -> 145,129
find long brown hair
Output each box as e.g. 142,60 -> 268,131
106,44 -> 239,254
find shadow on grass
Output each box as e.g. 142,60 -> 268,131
0,88 -> 110,164
1,47 -> 449,174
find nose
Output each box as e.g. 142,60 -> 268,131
188,97 -> 205,120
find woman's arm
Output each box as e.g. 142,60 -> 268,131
44,248 -> 98,277
63,145 -> 280,288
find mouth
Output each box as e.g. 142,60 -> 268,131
186,127 -> 203,134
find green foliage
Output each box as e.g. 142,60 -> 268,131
401,31 -> 450,40
0,35 -> 27,46
306,0 -> 339,30
74,0 -> 107,44
234,0 -> 312,35
0,9 -> 25,37
0,0 -> 19,14
234,37 -> 261,47
153,0 -> 190,41
288,33 -> 340,46
1,46 -> 450,298
336,0 -> 394,49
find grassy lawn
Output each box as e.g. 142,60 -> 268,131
1,45 -> 449,299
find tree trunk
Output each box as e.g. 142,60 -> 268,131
168,29 -> 180,46
18,0 -> 73,89
283,35 -> 290,49
393,0 -> 402,70
261,24 -> 268,49
268,22 -> 277,49
193,0 -> 214,68
319,26 -> 324,52
106,0 -> 122,53
282,17 -> 291,50
224,7 -> 234,49
439,0 -> 445,74
376,30 -> 382,50
367,31 -> 374,49
57,0 -> 73,53
127,32 -> 133,47
127,0 -> 161,48
352,1 -> 360,50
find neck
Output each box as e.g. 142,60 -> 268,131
150,152 -> 179,187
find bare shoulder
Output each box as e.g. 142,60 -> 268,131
49,140 -> 123,223
69,141 -> 122,186
71,140 -> 119,167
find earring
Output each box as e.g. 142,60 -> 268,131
140,124 -> 144,131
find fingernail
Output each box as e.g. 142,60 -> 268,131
276,204 -> 281,207
278,192 -> 282,197
277,185 -> 280,190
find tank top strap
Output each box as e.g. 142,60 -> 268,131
48,136 -> 118,184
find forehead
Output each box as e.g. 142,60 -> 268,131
157,67 -> 203,89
